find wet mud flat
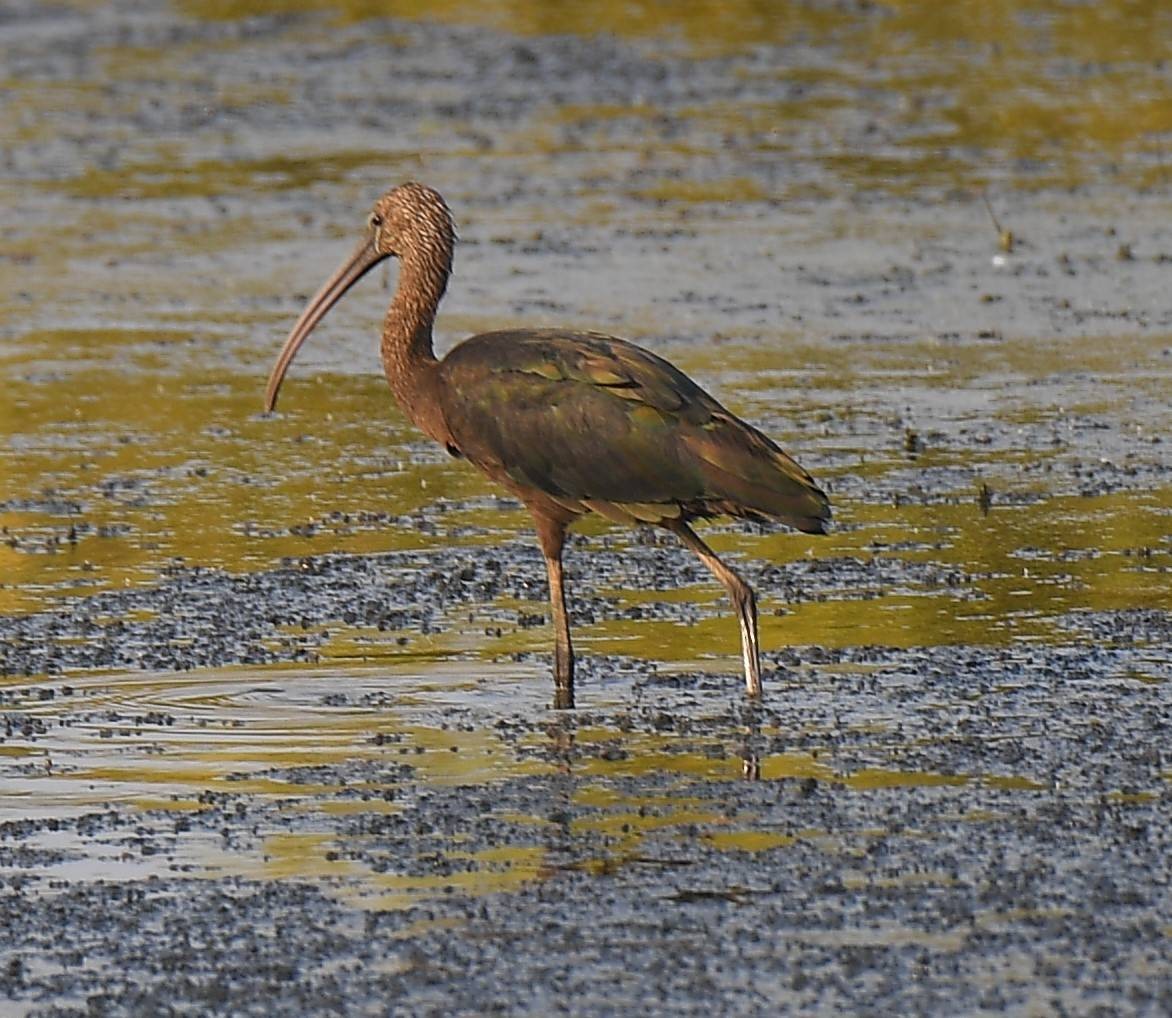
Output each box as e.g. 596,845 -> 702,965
1,633 -> 1171,1016
3,1 -> 1172,1015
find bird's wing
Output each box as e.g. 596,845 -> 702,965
438,330 -> 830,532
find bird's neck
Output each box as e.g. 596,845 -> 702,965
380,251 -> 451,444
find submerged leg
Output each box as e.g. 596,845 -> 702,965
664,519 -> 762,699
535,514 -> 574,710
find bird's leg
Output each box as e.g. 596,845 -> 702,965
664,519 -> 762,699
535,514 -> 574,710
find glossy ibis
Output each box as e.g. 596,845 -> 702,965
265,182 -> 830,709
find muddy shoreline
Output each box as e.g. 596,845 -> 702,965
2,1 -> 1171,1015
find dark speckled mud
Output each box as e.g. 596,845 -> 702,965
2,1 -> 1171,1015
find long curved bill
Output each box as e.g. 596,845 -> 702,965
264,233 -> 387,412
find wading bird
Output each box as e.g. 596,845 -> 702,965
265,183 -> 829,709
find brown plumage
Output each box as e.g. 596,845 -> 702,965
265,182 -> 830,709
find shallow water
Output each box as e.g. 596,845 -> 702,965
2,652 -> 1085,915
3,0 -> 1170,802
1,2 -> 1170,1012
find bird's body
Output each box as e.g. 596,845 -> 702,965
265,182 -> 829,709
438,329 -> 829,532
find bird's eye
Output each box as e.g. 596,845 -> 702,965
369,213 -> 383,229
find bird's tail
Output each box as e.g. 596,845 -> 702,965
682,418 -> 831,534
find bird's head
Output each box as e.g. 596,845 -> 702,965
264,182 -> 455,412
367,181 -> 456,261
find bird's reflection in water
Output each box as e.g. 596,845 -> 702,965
739,707 -> 763,781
